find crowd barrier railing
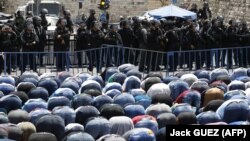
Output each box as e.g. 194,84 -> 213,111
1,44 -> 249,75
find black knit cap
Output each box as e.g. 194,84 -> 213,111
100,104 -> 125,119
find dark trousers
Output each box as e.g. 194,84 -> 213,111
201,50 -> 212,69
105,47 -> 124,67
37,52 -> 44,66
123,48 -> 135,64
21,53 -> 37,73
165,52 -> 178,72
56,52 -> 67,71
242,47 -> 248,67
86,50 -> 101,73
139,50 -> 148,72
77,51 -> 83,67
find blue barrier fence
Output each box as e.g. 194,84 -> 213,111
1,44 -> 250,75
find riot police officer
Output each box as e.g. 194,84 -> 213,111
64,10 -> 74,33
118,20 -> 135,64
54,18 -> 70,71
88,21 -> 104,72
147,20 -> 164,71
33,16 -> 46,66
198,1 -> 212,20
208,19 -> 227,68
76,21 -> 90,67
40,8 -> 50,30
14,11 -> 25,33
20,24 -> 39,73
184,23 -> 202,70
0,24 -> 17,74
105,24 -> 123,66
200,20 -> 213,69
136,21 -> 149,72
238,20 -> 250,67
164,21 -> 180,72
86,9 -> 97,30
225,19 -> 239,69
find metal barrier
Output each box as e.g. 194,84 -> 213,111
1,43 -> 250,76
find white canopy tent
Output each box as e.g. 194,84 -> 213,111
144,4 -> 197,20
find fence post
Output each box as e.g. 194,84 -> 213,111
3,52 -> 6,75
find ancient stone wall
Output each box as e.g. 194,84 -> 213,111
5,0 -> 163,22
4,0 -> 250,23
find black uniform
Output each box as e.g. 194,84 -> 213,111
147,27 -> 163,71
165,28 -> 180,71
34,24 -> 46,66
208,23 -> 227,68
118,26 -> 135,63
104,30 -> 123,67
238,25 -> 250,67
200,22 -> 213,69
20,28 -> 39,73
66,17 -> 74,33
184,26 -> 202,70
88,29 -> 104,72
76,27 -> 90,67
0,28 -> 17,74
14,15 -> 25,33
54,26 -> 70,71
137,26 -> 148,72
225,24 -> 239,68
40,14 -> 49,30
86,16 -> 97,30
198,4 -> 212,20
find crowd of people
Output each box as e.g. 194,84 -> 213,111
0,1 -> 250,74
77,1 -> 250,72
0,64 -> 249,141
0,1 -> 250,141
0,7 -> 75,74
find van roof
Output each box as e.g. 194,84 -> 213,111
26,0 -> 61,4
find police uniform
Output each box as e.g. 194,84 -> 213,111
54,20 -> 70,71
76,23 -> 90,67
20,24 -> 39,73
104,27 -> 123,67
34,17 -> 46,66
88,26 -> 104,72
0,25 -> 17,74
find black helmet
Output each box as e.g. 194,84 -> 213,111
150,19 -> 160,26
17,10 -> 21,15
60,18 -> 67,26
217,15 -> 224,21
33,16 -> 42,22
65,10 -> 71,16
33,16 -> 42,25
121,20 -> 128,27
41,8 -> 48,14
160,18 -> 166,23
228,19 -> 235,25
27,11 -> 33,16
203,1 -> 209,7
26,23 -> 34,31
241,20 -> 247,26
89,9 -> 95,15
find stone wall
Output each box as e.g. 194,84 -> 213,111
178,0 -> 250,24
5,0 -> 164,22
4,0 -> 250,23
